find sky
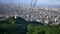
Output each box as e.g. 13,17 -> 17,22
0,0 -> 60,6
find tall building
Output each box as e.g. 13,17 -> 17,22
44,19 -> 49,24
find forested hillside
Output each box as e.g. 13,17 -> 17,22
0,17 -> 60,34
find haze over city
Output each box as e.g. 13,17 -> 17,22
0,0 -> 60,6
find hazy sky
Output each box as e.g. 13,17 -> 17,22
0,0 -> 60,6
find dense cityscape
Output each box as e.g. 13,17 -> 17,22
0,4 -> 60,25
0,0 -> 60,34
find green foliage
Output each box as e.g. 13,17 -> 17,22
27,24 -> 60,34
0,17 -> 27,34
0,17 -> 60,34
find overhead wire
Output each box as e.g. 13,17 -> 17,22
33,0 -> 37,8
30,0 -> 33,9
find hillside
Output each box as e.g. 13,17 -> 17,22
0,17 -> 60,34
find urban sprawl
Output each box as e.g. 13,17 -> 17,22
0,4 -> 60,25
